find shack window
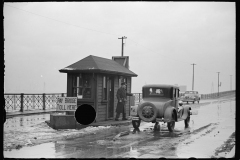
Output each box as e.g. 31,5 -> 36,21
103,76 -> 107,100
119,76 -> 127,88
72,74 -> 91,99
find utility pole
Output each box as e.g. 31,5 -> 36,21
217,72 -> 220,97
191,63 -> 196,90
118,36 -> 127,56
230,75 -> 232,90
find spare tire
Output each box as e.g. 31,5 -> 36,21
137,102 -> 158,122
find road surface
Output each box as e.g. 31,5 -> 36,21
4,97 -> 235,158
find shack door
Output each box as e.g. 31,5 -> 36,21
107,77 -> 114,119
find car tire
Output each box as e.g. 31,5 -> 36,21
132,119 -> 141,129
184,111 -> 190,128
137,102 -> 158,122
167,112 -> 175,132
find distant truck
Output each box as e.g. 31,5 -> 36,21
181,91 -> 200,104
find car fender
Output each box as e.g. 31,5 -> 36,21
164,106 -> 177,122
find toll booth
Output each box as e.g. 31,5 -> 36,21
59,55 -> 138,122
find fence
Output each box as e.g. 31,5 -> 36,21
200,90 -> 235,99
4,93 -> 67,112
4,90 -> 235,113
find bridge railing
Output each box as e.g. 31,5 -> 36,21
200,90 -> 235,99
4,90 -> 235,112
132,90 -> 235,104
4,93 -> 67,112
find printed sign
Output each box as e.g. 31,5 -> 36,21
56,97 -> 77,111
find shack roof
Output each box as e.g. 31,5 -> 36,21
59,55 -> 138,77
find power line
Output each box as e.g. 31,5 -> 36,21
5,4 -> 121,37
5,4 -> 234,78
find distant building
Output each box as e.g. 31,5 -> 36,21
179,85 -> 187,93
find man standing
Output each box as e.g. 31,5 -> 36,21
115,82 -> 133,121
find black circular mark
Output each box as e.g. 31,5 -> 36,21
75,104 -> 96,125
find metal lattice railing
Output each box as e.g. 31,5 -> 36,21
4,90 -> 235,113
4,93 -> 67,112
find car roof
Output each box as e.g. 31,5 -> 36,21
185,91 -> 198,92
143,84 -> 179,89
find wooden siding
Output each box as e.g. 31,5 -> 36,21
125,77 -> 131,117
96,74 -> 107,122
113,76 -> 119,118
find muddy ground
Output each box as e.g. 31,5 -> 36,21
4,95 -> 235,158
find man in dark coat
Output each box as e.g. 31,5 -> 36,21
115,82 -> 133,121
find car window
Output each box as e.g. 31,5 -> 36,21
144,87 -> 169,98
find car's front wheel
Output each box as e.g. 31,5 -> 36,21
167,113 -> 175,132
132,119 -> 141,129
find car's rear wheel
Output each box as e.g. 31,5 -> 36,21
132,119 -> 141,129
184,111 -> 190,128
167,113 -> 175,132
137,102 -> 158,122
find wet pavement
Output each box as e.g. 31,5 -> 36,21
4,97 -> 235,158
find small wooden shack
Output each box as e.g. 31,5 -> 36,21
59,55 -> 138,122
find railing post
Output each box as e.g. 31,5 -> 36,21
20,93 -> 24,112
43,93 -> 45,110
62,93 -> 64,97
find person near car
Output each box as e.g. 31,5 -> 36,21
115,82 -> 133,121
178,100 -> 184,112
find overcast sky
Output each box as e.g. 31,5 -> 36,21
4,2 -> 235,94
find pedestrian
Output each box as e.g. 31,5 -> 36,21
115,82 -> 133,121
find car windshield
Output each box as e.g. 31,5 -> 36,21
143,87 -> 170,98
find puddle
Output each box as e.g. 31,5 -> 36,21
176,100 -> 235,158
4,114 -> 50,131
4,143 -> 56,158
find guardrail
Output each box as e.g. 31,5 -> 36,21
200,90 -> 235,99
133,90 -> 235,104
4,90 -> 235,113
4,93 -> 67,112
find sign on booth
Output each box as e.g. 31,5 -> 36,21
56,97 -> 77,111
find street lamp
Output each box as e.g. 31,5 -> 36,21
191,63 -> 196,90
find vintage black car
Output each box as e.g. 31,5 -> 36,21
130,84 -> 191,132
181,90 -> 201,104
